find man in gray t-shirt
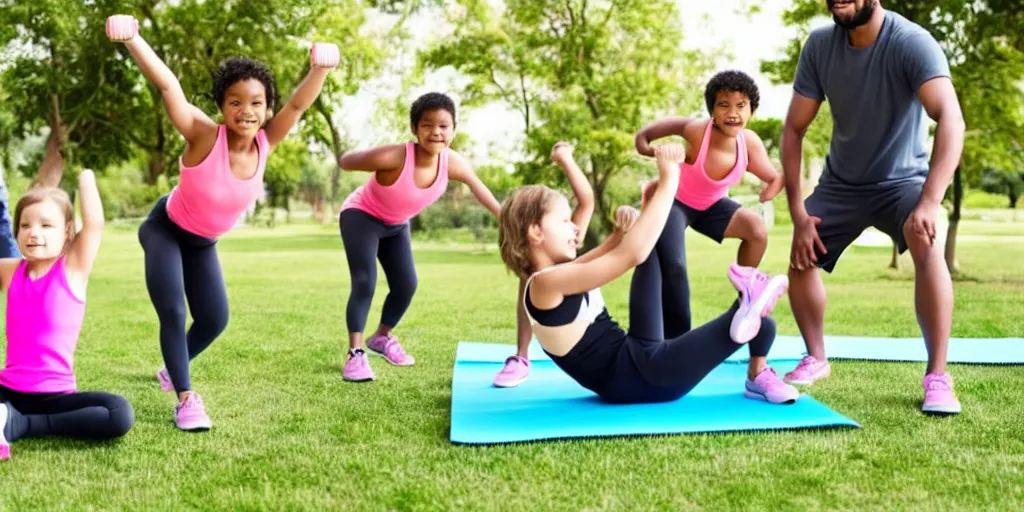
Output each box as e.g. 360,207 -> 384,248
780,1 -> 965,415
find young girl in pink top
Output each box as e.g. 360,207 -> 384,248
1,170 -> 134,462
634,70 -> 785,345
337,93 -> 502,383
107,15 -> 339,431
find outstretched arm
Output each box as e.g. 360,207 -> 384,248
550,142 -> 595,245
66,169 -> 103,279
107,15 -> 215,144
531,144 -> 685,303
575,206 -> 638,265
264,44 -> 340,148
634,117 -> 695,157
448,151 -> 501,217
338,144 -> 407,173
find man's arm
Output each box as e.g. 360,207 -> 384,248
780,93 -> 822,219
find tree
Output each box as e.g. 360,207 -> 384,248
762,0 -> 1024,272
0,0 -> 148,187
746,118 -> 783,162
1,0 -> 404,197
420,0 -> 713,235
980,169 -> 1024,208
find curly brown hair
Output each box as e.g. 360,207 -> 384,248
498,185 -> 562,280
14,186 -> 76,254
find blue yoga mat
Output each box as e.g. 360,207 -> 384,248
724,335 -> 1024,365
450,342 -> 859,445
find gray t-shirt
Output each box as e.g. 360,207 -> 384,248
794,10 -> 950,185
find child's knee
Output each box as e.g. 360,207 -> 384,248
350,272 -> 376,297
749,219 -> 768,245
106,396 -> 135,438
734,211 -> 768,244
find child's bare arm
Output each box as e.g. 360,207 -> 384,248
744,129 -> 784,202
108,15 -> 215,144
550,142 -> 595,244
66,170 -> 104,279
634,117 -> 695,157
338,144 -> 406,173
448,151 -> 501,217
265,44 -> 339,148
531,144 -> 684,303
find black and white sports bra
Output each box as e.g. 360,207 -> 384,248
522,266 -> 608,356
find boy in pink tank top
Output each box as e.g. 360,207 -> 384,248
1,170 -> 134,462
632,70 -> 786,355
107,15 -> 339,431
336,93 -> 504,383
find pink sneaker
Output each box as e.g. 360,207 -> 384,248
343,349 -> 376,382
727,264 -> 788,343
783,355 -> 832,385
922,373 -> 961,415
175,393 -> 212,432
157,368 -> 174,392
493,355 -> 531,388
1,402 -> 11,461
367,333 -> 415,366
744,367 -> 801,404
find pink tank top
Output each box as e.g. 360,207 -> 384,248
341,142 -> 450,225
0,257 -> 86,394
167,125 -> 268,238
675,121 -> 748,211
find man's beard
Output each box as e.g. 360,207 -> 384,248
829,0 -> 878,30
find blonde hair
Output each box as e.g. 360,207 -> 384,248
498,185 -> 563,280
14,186 -> 76,253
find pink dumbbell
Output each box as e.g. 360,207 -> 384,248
106,15 -> 139,42
310,43 -> 340,69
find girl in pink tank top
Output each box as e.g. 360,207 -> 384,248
1,171 -> 134,462
336,93 -> 503,383
108,14 -> 341,431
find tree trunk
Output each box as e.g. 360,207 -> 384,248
944,165 -> 962,273
591,178 -> 612,241
314,98 -> 345,204
147,149 -> 166,185
140,74 -> 169,184
889,242 -> 900,269
33,94 -> 66,188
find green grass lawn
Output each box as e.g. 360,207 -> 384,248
2,220 -> 1023,510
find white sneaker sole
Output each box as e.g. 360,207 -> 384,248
730,275 -> 789,343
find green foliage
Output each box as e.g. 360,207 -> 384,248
420,0 -> 714,234
979,169 -> 1024,208
264,139 -> 309,209
0,0 -> 395,192
0,0 -> 149,178
94,159 -> 171,220
746,117 -> 783,161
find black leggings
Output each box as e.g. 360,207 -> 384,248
339,209 -> 418,334
138,195 -> 229,394
601,243 -> 774,404
1,386 -> 134,442
651,200 -> 695,338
